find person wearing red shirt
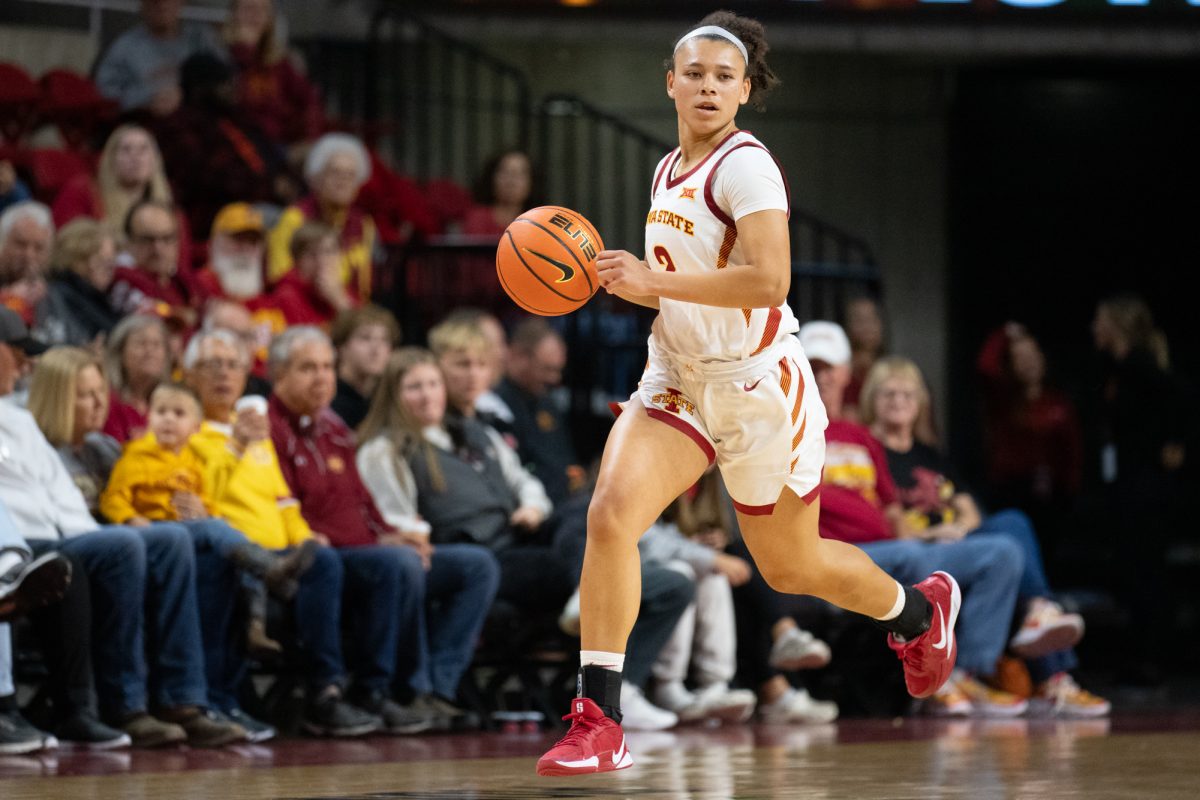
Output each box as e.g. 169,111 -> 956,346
266,222 -> 355,328
268,326 -> 497,731
109,200 -> 198,332
800,321 -> 1028,717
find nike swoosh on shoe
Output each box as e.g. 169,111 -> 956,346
555,756 -> 598,769
932,607 -> 949,651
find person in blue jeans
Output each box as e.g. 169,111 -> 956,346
0,394 -> 247,748
862,354 -> 1110,717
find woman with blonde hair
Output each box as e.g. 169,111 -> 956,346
34,219 -> 121,349
51,125 -> 193,270
102,314 -> 172,443
27,347 -> 122,514
862,355 -> 1108,717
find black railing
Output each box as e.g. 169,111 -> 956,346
363,9 -> 532,185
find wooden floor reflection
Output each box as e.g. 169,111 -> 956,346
2,716 -> 1199,799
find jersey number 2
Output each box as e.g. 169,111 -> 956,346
653,245 -> 676,272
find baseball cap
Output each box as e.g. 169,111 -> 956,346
211,203 -> 264,238
0,306 -> 49,356
798,320 -> 851,367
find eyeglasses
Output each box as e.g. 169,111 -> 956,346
195,358 -> 245,374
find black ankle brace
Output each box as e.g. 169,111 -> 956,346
578,665 -> 624,724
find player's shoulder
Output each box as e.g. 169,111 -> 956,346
715,131 -> 780,171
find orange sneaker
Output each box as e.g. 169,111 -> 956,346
536,698 -> 633,777
922,681 -> 972,717
954,672 -> 1028,717
1031,673 -> 1111,718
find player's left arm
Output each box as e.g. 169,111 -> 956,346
597,209 -> 790,309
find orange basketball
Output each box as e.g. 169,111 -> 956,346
496,205 -> 603,316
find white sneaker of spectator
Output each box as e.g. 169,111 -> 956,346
757,687 -> 839,724
558,588 -> 581,637
1009,598 -> 1084,659
768,626 -> 832,671
653,681 -> 756,724
621,682 -> 679,731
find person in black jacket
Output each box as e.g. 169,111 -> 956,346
35,219 -> 122,350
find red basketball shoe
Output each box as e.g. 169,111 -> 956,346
536,698 -> 633,777
888,571 -> 961,699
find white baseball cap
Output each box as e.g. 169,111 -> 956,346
798,321 -> 851,367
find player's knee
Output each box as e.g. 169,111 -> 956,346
585,498 -> 640,547
757,560 -> 815,596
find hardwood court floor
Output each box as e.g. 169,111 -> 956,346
2,713 -> 1199,799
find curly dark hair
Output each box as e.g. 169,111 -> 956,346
665,10 -> 780,112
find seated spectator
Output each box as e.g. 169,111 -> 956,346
0,499 -> 113,753
268,327 -> 494,732
181,328 -> 381,736
155,52 -> 294,239
52,125 -> 193,272
800,321 -> 1028,718
977,322 -> 1083,519
331,305 -> 398,430
102,314 -> 172,442
0,202 -> 53,325
462,149 -> 539,237
356,348 -> 688,730
643,469 -> 758,724
224,0 -> 324,146
99,382 -> 317,665
0,160 -> 32,216
194,202 -> 269,305
428,314 -> 495,426
268,134 -> 376,300
841,294 -> 885,424
862,355 -> 1109,717
109,199 -> 197,331
7,346 -> 245,748
34,218 -> 121,350
268,222 -> 355,328
94,0 -> 227,116
495,318 -> 583,505
201,298 -> 274,392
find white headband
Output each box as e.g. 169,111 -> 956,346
673,25 -> 748,66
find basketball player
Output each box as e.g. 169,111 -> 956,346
536,12 -> 960,776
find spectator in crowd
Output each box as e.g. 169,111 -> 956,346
357,348 -> 689,730
495,319 -> 583,505
109,200 -> 197,331
223,0 -> 325,146
0,505 -> 86,754
267,222 -> 355,328
0,160 -> 32,216
5,343 -> 245,748
330,305 -> 398,430
94,0 -> 227,116
34,218 -> 121,350
428,314 -> 495,427
268,134 -> 376,301
862,355 -> 1109,717
800,321 -> 1029,718
977,322 -> 1084,518
841,294 -> 885,423
1089,294 -> 1185,685
269,327 -> 486,733
102,313 -> 172,442
643,471 -> 758,724
181,329 -> 382,737
200,300 -> 273,393
0,202 -> 53,325
155,53 -> 293,240
52,125 -> 193,273
462,150 -> 538,237
194,202 -> 269,305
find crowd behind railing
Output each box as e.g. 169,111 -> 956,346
0,0 -> 1189,757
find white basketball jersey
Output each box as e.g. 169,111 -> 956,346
644,129 -> 799,363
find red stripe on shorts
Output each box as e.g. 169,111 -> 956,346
644,407 -> 716,465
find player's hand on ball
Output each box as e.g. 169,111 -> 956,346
597,250 -> 654,296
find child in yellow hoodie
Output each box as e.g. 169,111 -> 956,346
100,383 -> 316,654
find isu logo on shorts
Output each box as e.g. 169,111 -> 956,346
652,388 -> 695,416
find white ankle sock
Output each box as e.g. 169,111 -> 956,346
580,650 -> 625,671
874,581 -> 907,621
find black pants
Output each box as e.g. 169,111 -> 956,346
624,564 -> 695,688
26,542 -> 97,717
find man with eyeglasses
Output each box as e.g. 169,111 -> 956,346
110,199 -> 198,330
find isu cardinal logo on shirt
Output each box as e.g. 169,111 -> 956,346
327,455 -> 345,474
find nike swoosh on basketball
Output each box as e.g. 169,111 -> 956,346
523,247 -> 576,283
743,377 -> 764,392
932,606 -> 949,651
613,737 -> 626,765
